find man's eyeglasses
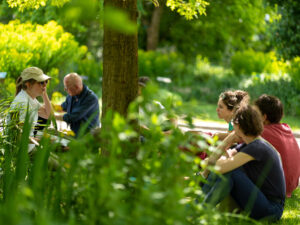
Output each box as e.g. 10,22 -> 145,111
39,80 -> 48,85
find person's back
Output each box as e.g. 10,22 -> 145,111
261,123 -> 300,197
255,94 -> 300,197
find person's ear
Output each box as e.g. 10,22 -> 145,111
262,114 -> 269,125
25,81 -> 31,89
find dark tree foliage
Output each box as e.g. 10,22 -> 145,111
268,0 -> 300,60
139,0 -> 268,64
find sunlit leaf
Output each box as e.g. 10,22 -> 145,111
104,6 -> 137,34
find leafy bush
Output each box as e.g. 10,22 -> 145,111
76,53 -> 103,96
230,50 -> 286,76
173,56 -> 238,103
0,20 -> 87,94
138,51 -> 233,90
138,50 -> 186,84
288,57 -> 300,91
241,73 -> 300,116
0,78 -> 16,99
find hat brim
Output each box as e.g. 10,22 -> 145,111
34,74 -> 51,82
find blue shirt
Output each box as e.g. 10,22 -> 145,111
61,84 -> 100,136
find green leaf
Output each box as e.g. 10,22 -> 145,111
103,6 -> 137,34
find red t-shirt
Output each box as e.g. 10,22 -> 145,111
261,123 -> 300,197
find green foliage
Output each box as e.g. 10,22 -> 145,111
138,50 -> 186,84
230,50 -> 286,76
76,53 -> 103,96
6,0 -> 70,11
1,0 -> 102,54
104,6 -> 137,34
0,78 -> 16,98
157,0 -> 270,63
186,66 -> 238,103
268,0 -> 300,60
288,57 -> 300,91
0,20 -> 87,94
166,0 -> 209,20
241,73 -> 300,116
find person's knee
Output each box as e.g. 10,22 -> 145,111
226,168 -> 246,180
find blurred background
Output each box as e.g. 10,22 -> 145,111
0,0 -> 299,120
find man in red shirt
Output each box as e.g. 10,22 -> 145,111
255,94 -> 300,197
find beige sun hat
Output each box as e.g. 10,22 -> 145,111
21,67 -> 51,82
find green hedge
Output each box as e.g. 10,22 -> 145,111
241,73 -> 300,116
289,57 -> 300,91
230,50 -> 287,76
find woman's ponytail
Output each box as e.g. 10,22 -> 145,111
235,90 -> 250,105
15,76 -> 23,96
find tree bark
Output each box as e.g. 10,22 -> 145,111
102,0 -> 138,118
147,4 -> 163,51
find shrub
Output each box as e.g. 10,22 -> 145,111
138,50 -> 186,84
241,73 -> 300,116
76,53 -> 103,96
288,57 -> 300,91
0,20 -> 87,94
230,50 -> 286,76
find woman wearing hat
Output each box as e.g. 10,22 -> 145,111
8,67 -> 52,151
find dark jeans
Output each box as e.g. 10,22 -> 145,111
202,168 -> 284,221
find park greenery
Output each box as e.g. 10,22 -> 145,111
0,0 -> 299,224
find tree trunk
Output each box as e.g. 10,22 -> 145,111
147,5 -> 163,51
102,0 -> 138,118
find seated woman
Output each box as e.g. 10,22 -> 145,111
255,94 -> 300,197
8,67 -> 52,152
202,105 -> 285,221
214,90 -> 249,140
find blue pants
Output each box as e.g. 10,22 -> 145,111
202,168 -> 284,221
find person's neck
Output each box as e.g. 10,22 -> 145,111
25,89 -> 36,99
225,116 -> 232,123
243,135 -> 259,144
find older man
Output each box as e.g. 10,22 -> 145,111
55,73 -> 100,136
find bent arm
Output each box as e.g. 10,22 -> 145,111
207,132 -> 239,165
213,132 -> 229,141
202,132 -> 239,178
38,90 -> 52,119
216,152 -> 254,174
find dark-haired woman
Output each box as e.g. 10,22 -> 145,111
202,105 -> 285,221
215,90 -> 249,140
8,67 -> 51,152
